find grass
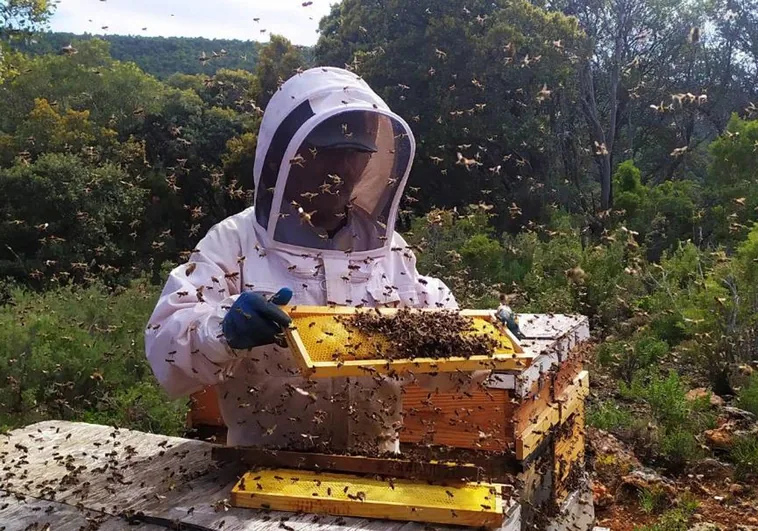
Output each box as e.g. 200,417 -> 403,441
737,373 -> 758,416
634,494 -> 698,531
730,434 -> 758,480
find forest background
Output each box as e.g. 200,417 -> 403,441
2,0 -> 758,528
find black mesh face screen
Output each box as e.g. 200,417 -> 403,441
271,110 -> 413,252
255,100 -> 315,229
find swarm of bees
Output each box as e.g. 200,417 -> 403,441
336,308 -> 500,360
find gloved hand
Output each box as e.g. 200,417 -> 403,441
222,288 -> 293,349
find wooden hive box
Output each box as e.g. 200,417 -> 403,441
188,311 -> 593,529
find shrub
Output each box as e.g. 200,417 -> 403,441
634,496 -> 698,531
0,276 -> 187,435
620,371 -> 714,467
638,487 -> 668,515
587,400 -> 634,431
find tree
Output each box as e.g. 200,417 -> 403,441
0,0 -> 52,38
0,0 -> 54,84
315,0 -> 587,233
255,35 -> 306,108
0,39 -> 166,136
0,153 -> 146,285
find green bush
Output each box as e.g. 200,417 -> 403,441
638,487 -> 668,515
0,153 -> 147,286
737,374 -> 758,416
597,335 -> 669,384
620,371 -> 714,467
634,502 -> 697,531
0,276 -> 187,435
587,400 -> 635,431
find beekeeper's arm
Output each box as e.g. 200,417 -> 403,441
145,219 -> 290,399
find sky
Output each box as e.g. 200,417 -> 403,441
48,0 -> 335,46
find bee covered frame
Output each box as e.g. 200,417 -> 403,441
283,306 -> 531,378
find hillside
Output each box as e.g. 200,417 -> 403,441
15,32 -> 312,78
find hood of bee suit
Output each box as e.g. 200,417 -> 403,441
252,66 -> 416,258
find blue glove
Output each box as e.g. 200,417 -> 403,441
222,288 -> 293,349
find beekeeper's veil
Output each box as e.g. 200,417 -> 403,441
252,67 -> 415,255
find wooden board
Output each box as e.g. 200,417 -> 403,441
212,446 -> 486,482
230,468 -> 505,529
558,371 -> 590,423
400,385 -> 512,451
514,371 -> 589,460
1,420 -> 520,531
0,490 -> 165,531
554,408 -> 586,503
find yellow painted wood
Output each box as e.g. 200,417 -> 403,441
283,307 -> 531,378
514,370 -> 590,460
231,468 -> 505,529
515,402 -> 560,460
558,371 -> 589,423
554,408 -> 586,502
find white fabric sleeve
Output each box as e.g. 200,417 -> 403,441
144,221 -> 243,399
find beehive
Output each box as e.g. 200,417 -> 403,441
283,306 -> 531,378
192,311 -> 592,530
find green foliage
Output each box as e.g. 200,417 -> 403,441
406,208 -> 514,308
730,434 -> 758,480
638,487 -> 668,514
599,335 -> 669,384
613,160 -> 697,261
315,0 -> 587,231
620,371 -> 714,466
587,400 -> 634,431
255,35 -> 306,108
0,153 -> 147,285
15,32 -> 266,79
0,277 -> 186,434
0,0 -> 53,39
0,40 -> 167,135
634,501 -> 698,531
702,115 -> 758,247
737,374 -> 758,416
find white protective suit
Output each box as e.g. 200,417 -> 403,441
145,67 -> 480,453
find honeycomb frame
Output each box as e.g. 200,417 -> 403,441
283,306 -> 532,378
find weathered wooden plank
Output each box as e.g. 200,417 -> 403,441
212,446 -> 485,481
0,421 -> 521,531
0,490 -> 164,531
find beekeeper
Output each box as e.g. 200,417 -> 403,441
145,67 -> 478,453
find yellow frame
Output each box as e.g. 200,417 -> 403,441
231,468 -> 505,529
282,306 -> 532,379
